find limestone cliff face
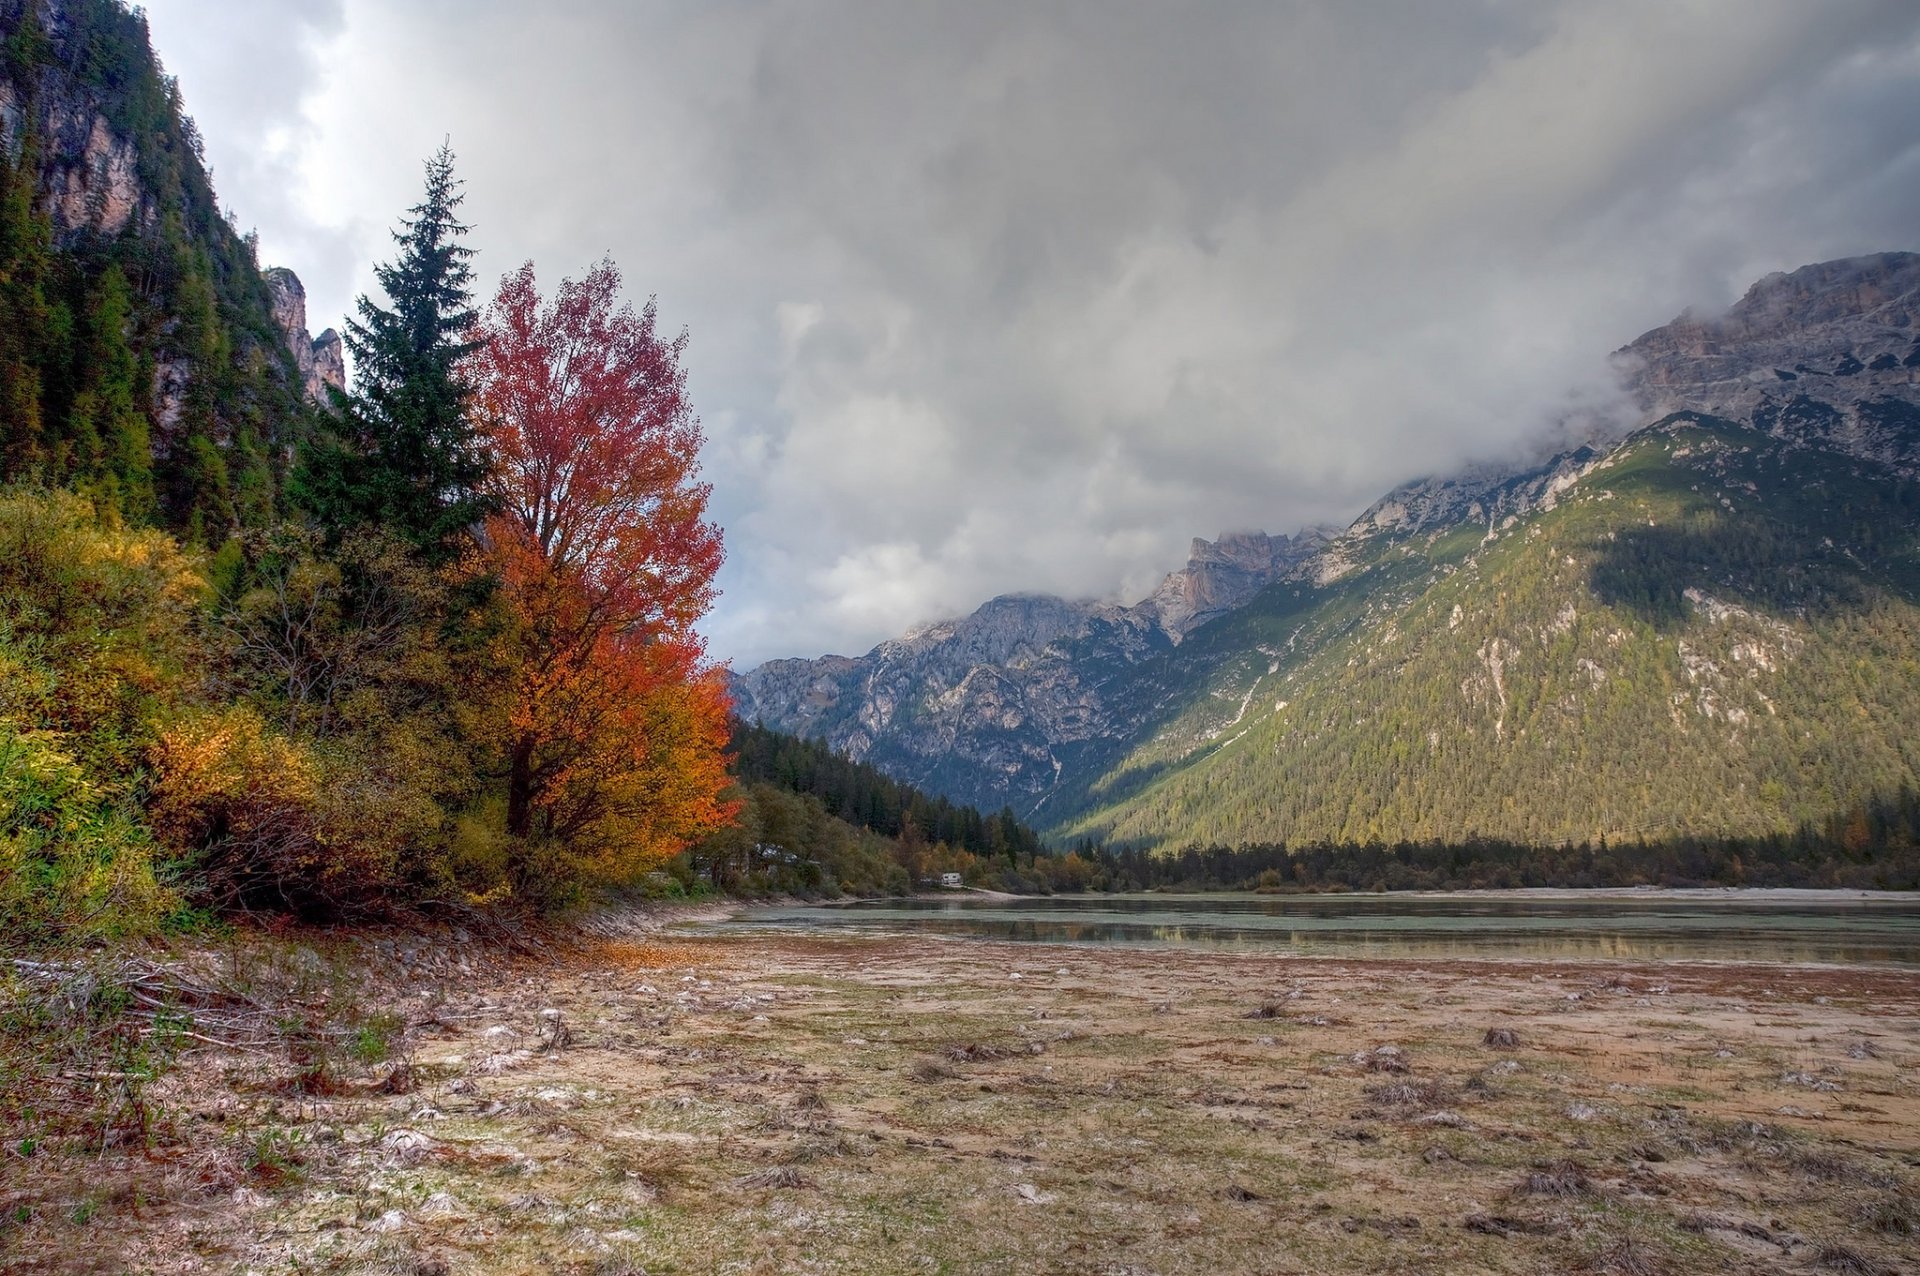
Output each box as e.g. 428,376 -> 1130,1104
2,0 -> 324,490
1614,252 -> 1920,474
735,253 -> 1920,826
264,267 -> 346,404
0,73 -> 151,242
1618,253 -> 1920,414
1144,529 -> 1331,639
1346,253 -> 1920,546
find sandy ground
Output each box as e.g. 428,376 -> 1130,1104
9,922 -> 1920,1275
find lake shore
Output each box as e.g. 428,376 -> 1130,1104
24,921 -> 1918,1275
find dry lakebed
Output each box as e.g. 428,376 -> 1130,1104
12,895 -> 1920,1276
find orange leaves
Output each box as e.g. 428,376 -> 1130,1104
147,706 -> 321,857
469,260 -> 734,884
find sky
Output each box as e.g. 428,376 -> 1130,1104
139,0 -> 1920,667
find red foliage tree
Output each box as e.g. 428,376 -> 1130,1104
469,259 -> 734,882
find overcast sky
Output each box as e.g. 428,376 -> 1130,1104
140,0 -> 1920,666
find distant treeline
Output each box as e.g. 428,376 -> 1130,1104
702,722 -> 1920,898
1047,788 -> 1920,893
728,720 -> 1045,862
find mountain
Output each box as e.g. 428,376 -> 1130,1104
0,0 -> 329,537
735,252 -> 1920,849
729,528 -> 1330,812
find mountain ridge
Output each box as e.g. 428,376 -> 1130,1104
735,251 -> 1920,847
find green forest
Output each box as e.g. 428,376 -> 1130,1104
1052,417 -> 1920,853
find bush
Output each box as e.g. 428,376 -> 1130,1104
148,703 -> 468,917
146,706 -> 326,913
0,486 -> 203,778
0,728 -> 170,945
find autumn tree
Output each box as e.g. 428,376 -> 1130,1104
468,259 -> 733,894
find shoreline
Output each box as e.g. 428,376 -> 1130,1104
726,883 -> 1920,910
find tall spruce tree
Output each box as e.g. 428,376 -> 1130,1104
297,144 -> 490,560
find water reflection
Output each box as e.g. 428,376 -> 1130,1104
724,894 -> 1920,965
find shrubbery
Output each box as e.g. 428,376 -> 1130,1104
0,489 -> 196,943
0,727 -> 169,943
0,472 -> 724,940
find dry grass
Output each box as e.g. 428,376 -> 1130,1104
6,923 -> 1919,1275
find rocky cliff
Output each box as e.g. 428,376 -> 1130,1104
737,253 -> 1920,841
1143,529 -> 1331,639
0,75 -> 148,241
264,267 -> 345,404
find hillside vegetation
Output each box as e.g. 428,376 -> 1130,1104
0,0 -> 753,948
1060,415 -> 1920,849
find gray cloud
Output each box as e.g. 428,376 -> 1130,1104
141,0 -> 357,325
140,0 -> 1920,665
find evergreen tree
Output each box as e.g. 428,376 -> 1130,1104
70,263 -> 154,517
296,143 -> 490,560
0,83 -> 52,473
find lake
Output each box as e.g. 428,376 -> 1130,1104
721,891 -> 1920,966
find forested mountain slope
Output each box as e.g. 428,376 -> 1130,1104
740,253 -> 1920,850
0,0 -> 325,540
1061,412 -> 1920,847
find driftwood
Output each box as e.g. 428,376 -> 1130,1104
8,954 -> 319,1051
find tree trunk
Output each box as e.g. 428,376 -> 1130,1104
507,733 -> 536,838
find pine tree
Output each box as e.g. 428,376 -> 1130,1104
0,97 -> 52,475
296,143 -> 490,560
70,263 -> 154,516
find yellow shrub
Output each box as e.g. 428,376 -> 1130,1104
0,729 -> 170,945
148,707 -> 450,917
0,486 -> 204,779
147,707 -> 328,912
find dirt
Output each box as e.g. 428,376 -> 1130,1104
8,919 -> 1919,1275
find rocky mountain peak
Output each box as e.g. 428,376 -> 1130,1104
1346,253 -> 1920,547
1615,251 -> 1920,425
263,266 -> 346,404
1144,528 -> 1330,641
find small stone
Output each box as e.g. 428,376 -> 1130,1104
419,1191 -> 462,1217
381,1128 -> 436,1166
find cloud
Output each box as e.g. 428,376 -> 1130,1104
139,0 -> 358,327
138,0 -> 1920,665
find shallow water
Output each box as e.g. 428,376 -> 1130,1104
721,892 -> 1920,966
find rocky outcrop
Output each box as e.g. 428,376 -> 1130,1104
0,75 -> 152,242
1144,529 -> 1331,640
264,267 -> 346,404
1617,253 -> 1920,415
1614,252 -> 1920,474
1351,445 -> 1609,542
1347,253 -> 1920,545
